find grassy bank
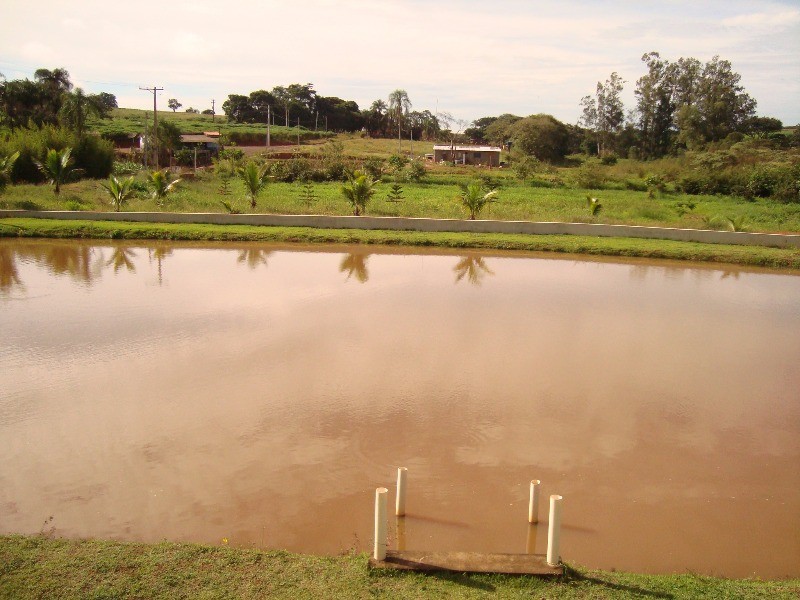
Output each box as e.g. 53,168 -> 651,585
3,174 -> 800,234
1,535 -> 797,599
2,217 -> 800,269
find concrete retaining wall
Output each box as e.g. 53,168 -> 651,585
2,209 -> 799,248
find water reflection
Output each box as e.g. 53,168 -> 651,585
0,246 -> 23,294
147,246 -> 173,286
340,252 -> 370,283
237,248 -> 273,270
453,255 -> 494,285
106,247 -> 137,273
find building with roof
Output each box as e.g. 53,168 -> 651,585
432,144 -> 502,166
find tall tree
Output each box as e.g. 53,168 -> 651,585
167,98 -> 182,112
595,72 -> 625,156
635,52 -> 676,158
388,89 -> 412,151
59,88 -> 107,136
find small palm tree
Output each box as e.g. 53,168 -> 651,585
35,147 -> 79,195
341,171 -> 377,216
459,181 -> 498,220
586,195 -> 603,217
102,175 -> 136,212
147,169 -> 181,204
0,151 -> 20,192
237,161 -> 269,210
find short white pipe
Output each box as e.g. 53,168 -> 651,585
546,494 -> 563,566
528,479 -> 540,523
396,467 -> 408,516
374,487 -> 388,560
396,515 -> 407,551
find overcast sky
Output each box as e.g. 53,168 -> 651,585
2,0 -> 799,126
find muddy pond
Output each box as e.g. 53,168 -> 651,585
1,238 -> 798,579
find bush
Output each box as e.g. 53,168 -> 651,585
113,161 -> 142,175
0,126 -> 114,182
573,160 -> 606,189
174,148 -> 195,167
600,153 -> 618,165
403,160 -> 427,183
362,157 -> 385,179
72,135 -> 114,179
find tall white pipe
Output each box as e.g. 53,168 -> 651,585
546,494 -> 563,566
528,479 -> 541,523
396,467 -> 408,516
374,487 -> 388,560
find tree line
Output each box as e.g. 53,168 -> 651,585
221,85 -> 442,140
464,51 -> 788,163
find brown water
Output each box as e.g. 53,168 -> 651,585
1,238 -> 798,578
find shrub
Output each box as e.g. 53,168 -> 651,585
600,153 -> 618,165
404,159 -> 426,182
72,135 -> 114,179
362,157 -> 385,179
573,160 -> 606,189
113,161 -> 142,175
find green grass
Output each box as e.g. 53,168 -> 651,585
2,172 -> 800,233
87,108 -> 331,143
2,218 -> 799,269
1,535 -> 796,599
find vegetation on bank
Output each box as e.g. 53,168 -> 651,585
2,218 -> 799,270
1,535 -> 797,600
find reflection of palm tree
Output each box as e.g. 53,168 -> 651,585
148,246 -> 173,285
0,246 -> 23,294
237,248 -> 273,269
340,253 -> 370,283
453,256 -> 494,285
106,247 -> 137,273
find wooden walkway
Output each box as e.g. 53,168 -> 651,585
368,550 -> 563,575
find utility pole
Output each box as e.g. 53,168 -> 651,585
211,99 -> 215,122
140,86 -> 163,169
266,105 -> 271,148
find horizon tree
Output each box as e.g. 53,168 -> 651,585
167,98 -> 182,112
388,89 -> 412,153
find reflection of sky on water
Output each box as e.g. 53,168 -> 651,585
0,239 -> 798,577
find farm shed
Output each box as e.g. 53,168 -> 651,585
433,144 -> 501,166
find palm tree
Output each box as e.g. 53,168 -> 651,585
237,248 -> 273,269
388,90 -> 412,153
339,252 -> 370,283
459,181 -> 498,220
101,175 -> 136,211
106,247 -> 137,273
59,88 -> 106,137
34,147 -> 79,195
0,151 -> 19,192
237,161 -> 269,210
341,171 -> 377,216
147,169 -> 181,204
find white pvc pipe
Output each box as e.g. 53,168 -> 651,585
528,479 -> 540,523
546,494 -> 563,566
396,467 -> 408,516
374,487 -> 388,560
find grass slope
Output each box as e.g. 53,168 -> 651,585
1,536 -> 797,600
2,218 -> 799,269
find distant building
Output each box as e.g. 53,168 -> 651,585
433,144 -> 501,166
179,133 -> 221,152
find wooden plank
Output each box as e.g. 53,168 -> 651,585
368,550 -> 563,575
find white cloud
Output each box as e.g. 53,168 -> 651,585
723,9 -> 800,27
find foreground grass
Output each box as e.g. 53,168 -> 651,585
1,217 -> 799,270
1,535 -> 797,600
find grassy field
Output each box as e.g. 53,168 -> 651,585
2,172 -> 799,233
1,535 -> 797,600
87,108 -> 330,142
2,218 -> 799,269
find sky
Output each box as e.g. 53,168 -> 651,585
1,0 -> 799,126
